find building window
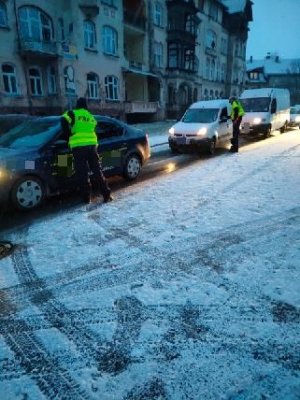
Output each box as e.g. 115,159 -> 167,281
0,1 -> 8,27
197,0 -> 204,12
154,2 -> 163,27
2,64 -> 18,94
84,20 -> 96,49
185,15 -> 196,35
211,59 -> 216,81
102,26 -> 117,55
104,75 -> 118,100
249,71 -> 259,80
29,67 -> 43,96
221,37 -> 227,54
205,58 -> 210,79
47,66 -> 57,94
64,66 -> 75,94
58,18 -> 65,41
221,63 -> 225,82
154,42 -> 163,68
206,29 -> 217,49
208,2 -> 218,21
168,43 -> 179,68
87,72 -> 99,99
184,48 -> 195,71
18,6 -> 53,41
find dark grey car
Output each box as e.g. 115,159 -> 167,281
0,115 -> 151,211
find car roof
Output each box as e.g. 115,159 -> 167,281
189,99 -> 229,109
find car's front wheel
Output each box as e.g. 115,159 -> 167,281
264,125 -> 271,139
123,154 -> 142,180
208,138 -> 216,155
11,176 -> 45,211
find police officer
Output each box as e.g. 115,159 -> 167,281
229,96 -> 245,153
61,98 -> 113,204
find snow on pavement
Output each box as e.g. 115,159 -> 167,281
0,130 -> 300,399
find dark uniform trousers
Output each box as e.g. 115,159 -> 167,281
72,145 -> 111,201
231,116 -> 242,151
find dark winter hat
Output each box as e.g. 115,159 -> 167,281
76,97 -> 87,109
229,96 -> 236,104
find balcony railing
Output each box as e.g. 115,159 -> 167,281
19,39 -> 59,57
125,101 -> 158,114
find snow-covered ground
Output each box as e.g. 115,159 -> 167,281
0,129 -> 299,399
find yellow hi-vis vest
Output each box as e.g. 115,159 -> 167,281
230,100 -> 245,120
62,108 -> 97,149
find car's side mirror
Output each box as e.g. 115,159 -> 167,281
220,116 -> 229,122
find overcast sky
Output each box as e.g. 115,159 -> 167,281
246,0 -> 300,60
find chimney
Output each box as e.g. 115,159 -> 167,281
250,56 -> 253,63
275,55 -> 279,62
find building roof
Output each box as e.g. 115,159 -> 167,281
247,55 -> 300,75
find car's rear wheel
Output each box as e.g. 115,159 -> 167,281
11,176 -> 45,211
123,154 -> 142,180
208,138 -> 216,155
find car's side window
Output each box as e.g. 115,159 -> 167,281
96,121 -> 123,140
220,107 -> 228,119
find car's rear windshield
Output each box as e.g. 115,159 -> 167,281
0,118 -> 59,149
240,97 -> 270,112
182,108 -> 219,123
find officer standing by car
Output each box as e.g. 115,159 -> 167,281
229,96 -> 245,153
61,97 -> 113,204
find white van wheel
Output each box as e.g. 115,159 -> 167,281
208,138 -> 216,155
280,122 -> 287,133
264,126 -> 271,139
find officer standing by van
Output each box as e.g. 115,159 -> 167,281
229,96 -> 245,153
61,97 -> 113,204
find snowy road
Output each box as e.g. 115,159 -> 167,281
0,129 -> 299,399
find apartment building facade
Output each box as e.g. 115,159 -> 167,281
0,0 -> 253,121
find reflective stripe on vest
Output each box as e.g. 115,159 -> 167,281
66,109 -> 98,149
230,100 -> 245,119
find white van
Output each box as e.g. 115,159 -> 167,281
168,99 -> 232,155
239,88 -> 290,138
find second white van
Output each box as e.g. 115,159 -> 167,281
239,88 -> 290,138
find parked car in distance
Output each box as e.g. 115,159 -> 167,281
0,115 -> 150,211
288,105 -> 300,128
0,114 -> 33,135
168,99 -> 232,155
